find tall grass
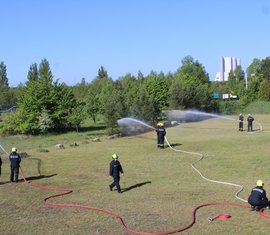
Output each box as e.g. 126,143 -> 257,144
1,115 -> 270,234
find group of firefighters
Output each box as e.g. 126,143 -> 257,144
109,117 -> 270,212
239,113 -> 254,132
239,114 -> 270,210
0,118 -> 268,213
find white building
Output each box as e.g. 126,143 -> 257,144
215,57 -> 241,82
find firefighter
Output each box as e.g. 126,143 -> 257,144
156,122 -> 166,148
109,154 -> 124,193
248,180 -> 270,211
247,114 -> 254,132
9,147 -> 21,183
239,113 -> 244,131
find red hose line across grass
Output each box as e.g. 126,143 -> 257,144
19,167 -> 256,235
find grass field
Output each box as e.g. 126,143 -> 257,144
1,115 -> 270,235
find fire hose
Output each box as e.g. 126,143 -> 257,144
20,167 -> 251,235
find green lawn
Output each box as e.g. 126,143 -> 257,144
1,115 -> 270,235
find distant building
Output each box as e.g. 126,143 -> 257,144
215,57 -> 241,82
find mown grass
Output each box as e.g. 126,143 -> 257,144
1,115 -> 270,235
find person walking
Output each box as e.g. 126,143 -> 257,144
247,114 -> 254,132
156,122 -> 166,148
9,147 -> 21,183
239,113 -> 244,131
109,154 -> 124,193
248,180 -> 270,211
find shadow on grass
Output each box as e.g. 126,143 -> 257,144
0,180 -> 11,185
247,129 -> 260,132
0,174 -> 57,185
166,143 -> 182,148
23,174 -> 57,182
121,181 -> 151,193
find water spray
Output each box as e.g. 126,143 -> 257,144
0,143 -> 9,156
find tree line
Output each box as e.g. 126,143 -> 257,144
0,55 -> 270,135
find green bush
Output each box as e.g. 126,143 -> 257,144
218,100 -> 242,114
244,100 -> 270,114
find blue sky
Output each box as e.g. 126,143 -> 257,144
1,0 -> 270,87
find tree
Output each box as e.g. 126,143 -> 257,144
176,56 -> 209,84
258,57 -> 270,81
258,79 -> 270,101
0,61 -> 10,106
0,61 -> 9,88
137,70 -> 144,81
72,77 -> 89,100
130,87 -> 160,125
143,71 -> 171,110
27,63 -> 39,82
227,70 -> 237,91
169,79 -> 185,109
103,85 -> 124,134
67,101 -> 86,132
86,66 -> 112,122
4,58 -> 79,134
98,66 -> 108,79
52,83 -> 77,130
243,74 -> 262,103
234,65 -> 245,82
86,86 -> 99,123
172,56 -> 210,110
38,109 -> 53,134
118,73 -> 139,116
246,58 -> 261,80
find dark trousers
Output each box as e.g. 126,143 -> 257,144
157,136 -> 165,147
248,124 -> 253,132
10,166 -> 19,182
110,176 -> 121,192
239,122 -> 243,131
249,199 -> 270,209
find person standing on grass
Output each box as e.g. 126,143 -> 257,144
238,113 -> 244,131
248,180 -> 270,211
109,154 -> 124,193
9,147 -> 21,183
247,114 -> 254,132
156,122 -> 166,148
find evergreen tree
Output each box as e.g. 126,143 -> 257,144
27,63 -> 39,82
0,61 -> 9,88
0,61 -> 11,107
4,58 -> 78,134
86,66 -> 112,122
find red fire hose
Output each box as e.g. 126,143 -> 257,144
20,167 -> 255,235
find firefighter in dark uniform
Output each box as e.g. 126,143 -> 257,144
248,180 -> 270,211
247,114 -> 254,132
239,113 -> 244,131
109,154 -> 124,193
9,147 -> 21,183
156,122 -> 166,148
